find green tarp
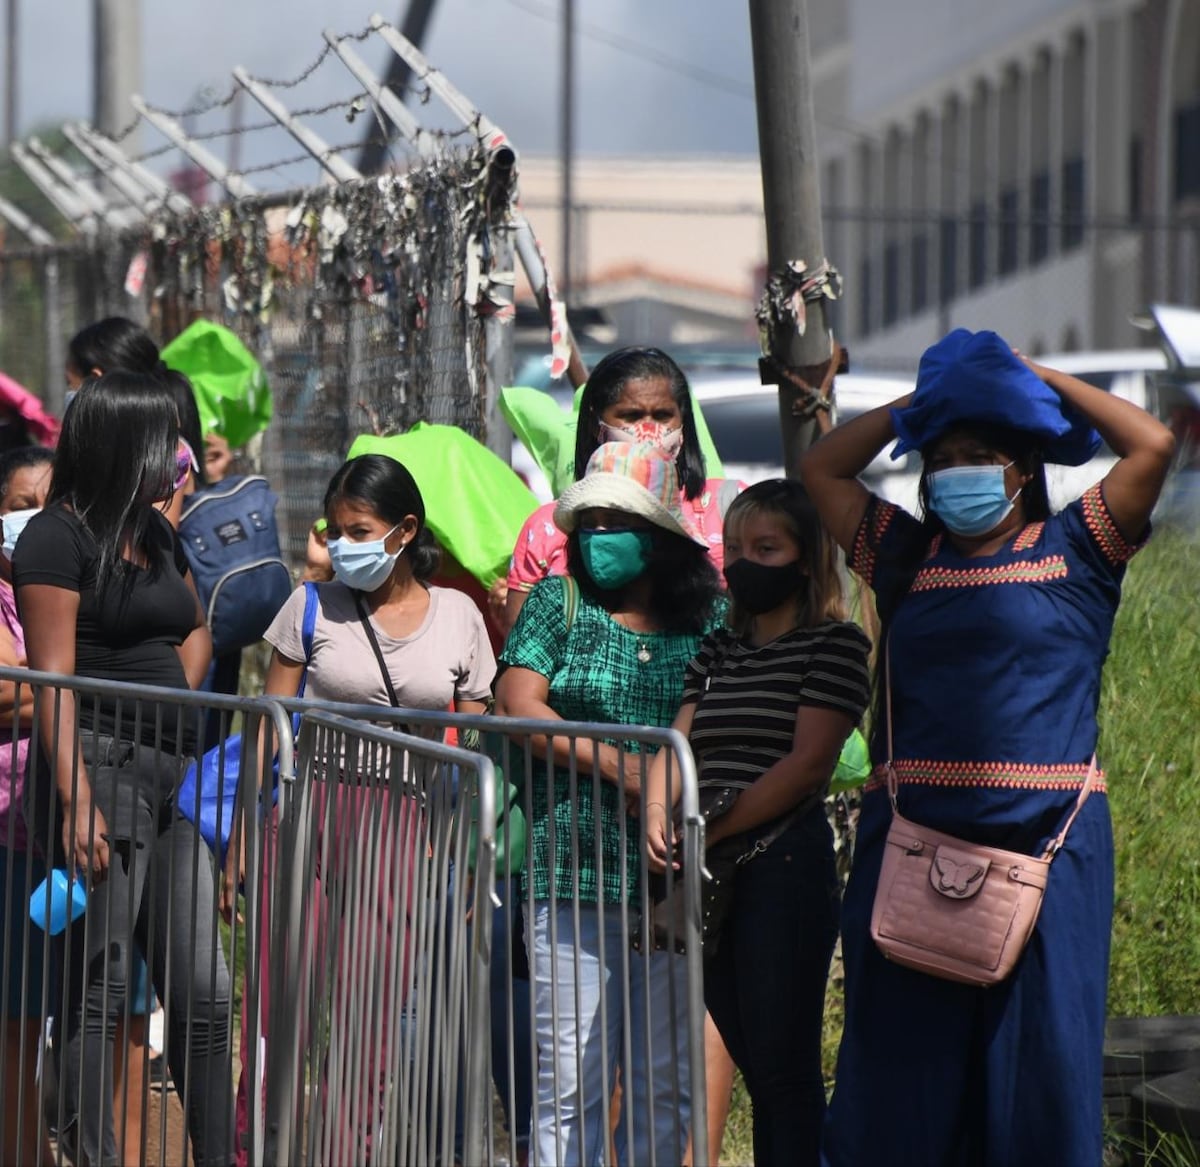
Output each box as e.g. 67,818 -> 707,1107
347,424 -> 538,588
162,320 -> 272,449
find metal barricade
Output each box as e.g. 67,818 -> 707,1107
0,664 -> 291,1167
262,709 -> 497,1167
0,665 -> 703,1167
271,700 -> 707,1167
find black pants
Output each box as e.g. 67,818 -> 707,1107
55,735 -> 233,1167
704,807 -> 840,1167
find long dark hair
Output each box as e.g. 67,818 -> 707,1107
323,454 -> 440,583
566,526 -> 720,634
67,316 -> 160,379
49,373 -> 180,592
573,347 -> 707,500
160,369 -> 207,488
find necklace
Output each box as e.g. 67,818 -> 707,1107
611,611 -> 655,663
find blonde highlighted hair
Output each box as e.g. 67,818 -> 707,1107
722,479 -> 847,633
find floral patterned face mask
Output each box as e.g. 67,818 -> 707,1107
597,420 -> 684,461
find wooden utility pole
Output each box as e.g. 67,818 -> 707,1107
4,0 -> 17,147
748,0 -> 841,479
559,0 -> 576,304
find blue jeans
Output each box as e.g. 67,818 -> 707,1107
528,900 -> 690,1167
704,808 -> 839,1167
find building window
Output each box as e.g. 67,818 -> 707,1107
1175,101 -> 1200,202
939,216 -> 958,304
859,256 -> 873,337
998,188 -> 1019,276
1129,136 -> 1142,222
1061,157 -> 1085,251
1030,171 -> 1051,264
969,202 -> 988,290
911,232 -> 929,313
883,241 -> 900,326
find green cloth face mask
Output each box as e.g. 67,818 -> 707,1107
578,528 -> 653,590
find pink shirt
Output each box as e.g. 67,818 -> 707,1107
506,477 -> 742,593
0,577 -> 29,851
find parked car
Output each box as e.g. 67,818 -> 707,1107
690,369 -> 923,511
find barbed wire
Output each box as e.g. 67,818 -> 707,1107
107,21 -> 389,150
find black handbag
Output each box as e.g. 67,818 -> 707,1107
632,785 -> 744,957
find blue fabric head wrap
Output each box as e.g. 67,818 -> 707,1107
890,329 -> 1101,466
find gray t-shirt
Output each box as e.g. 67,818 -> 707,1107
265,581 -> 496,710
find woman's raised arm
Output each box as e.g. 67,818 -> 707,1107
1021,358 -> 1175,541
800,393 -> 912,555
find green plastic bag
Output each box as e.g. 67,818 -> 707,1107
161,321 -> 272,449
347,424 -> 538,589
830,728 -> 872,794
500,386 -> 578,496
498,383 -> 727,498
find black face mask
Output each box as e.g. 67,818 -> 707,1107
723,557 -> 805,616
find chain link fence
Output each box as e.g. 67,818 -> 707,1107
0,144 -> 501,563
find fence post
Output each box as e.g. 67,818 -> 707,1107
42,254 -> 65,417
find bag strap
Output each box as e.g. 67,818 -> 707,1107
353,591 -> 402,708
295,581 -> 318,700
881,637 -> 1097,864
562,574 -> 579,633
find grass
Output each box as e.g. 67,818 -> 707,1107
719,525 -> 1200,1166
1103,527 -> 1200,1016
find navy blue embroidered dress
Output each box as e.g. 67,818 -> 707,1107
823,483 -> 1143,1167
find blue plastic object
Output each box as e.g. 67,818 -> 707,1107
178,581 -> 317,862
29,869 -> 88,934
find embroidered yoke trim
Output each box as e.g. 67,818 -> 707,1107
1012,522 -> 1045,552
866,758 -> 1106,793
1082,483 -> 1142,565
850,499 -> 900,581
910,554 -> 1068,592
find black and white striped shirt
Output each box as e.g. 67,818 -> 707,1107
682,622 -> 872,792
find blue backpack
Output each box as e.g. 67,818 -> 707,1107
179,475 -> 293,655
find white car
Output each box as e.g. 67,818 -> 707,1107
690,370 -> 923,511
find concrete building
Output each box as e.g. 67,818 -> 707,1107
512,1 -> 1197,363
813,0 -> 1200,362
514,155 -> 765,347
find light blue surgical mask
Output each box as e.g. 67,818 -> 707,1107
328,524 -> 403,592
1,507 -> 40,560
579,528 -> 653,590
927,462 -> 1019,537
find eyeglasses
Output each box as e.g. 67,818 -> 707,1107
174,439 -> 199,491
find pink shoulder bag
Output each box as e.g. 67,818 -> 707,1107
869,650 -> 1096,987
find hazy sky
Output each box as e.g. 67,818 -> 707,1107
16,1 -> 760,183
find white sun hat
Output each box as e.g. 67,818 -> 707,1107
553,441 -> 707,547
